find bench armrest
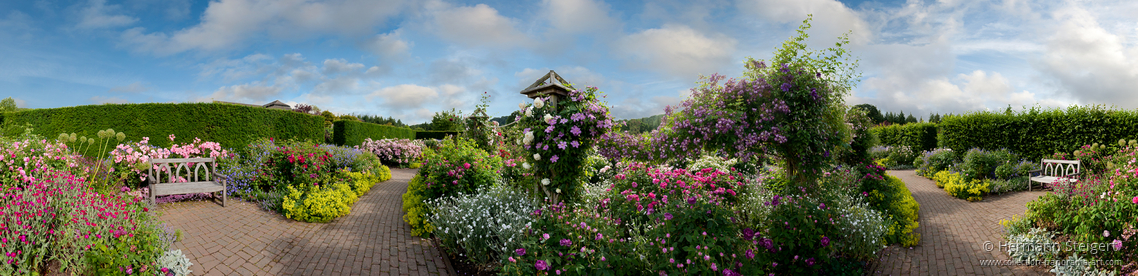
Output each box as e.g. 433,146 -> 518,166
1027,169 -> 1042,177
211,172 -> 230,182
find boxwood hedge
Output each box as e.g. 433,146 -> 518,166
869,122 -> 938,153
332,120 -> 416,146
939,105 -> 1138,161
0,103 -> 323,154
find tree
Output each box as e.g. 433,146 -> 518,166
0,97 -> 18,113
905,114 -> 917,123
851,104 -> 884,125
430,109 -> 463,132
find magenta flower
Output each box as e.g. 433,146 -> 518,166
805,258 -> 815,266
516,248 -> 526,256
821,236 -> 830,247
1114,239 -> 1123,251
535,260 -> 549,271
551,155 -> 559,163
1132,196 -> 1138,204
745,249 -> 754,259
560,238 -> 572,246
664,213 -> 673,220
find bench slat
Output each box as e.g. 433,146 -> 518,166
151,181 -> 224,196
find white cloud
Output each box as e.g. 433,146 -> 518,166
207,83 -> 285,103
121,0 -> 405,55
430,3 -> 533,48
368,84 -> 439,109
1037,3 -> 1138,108
616,24 -> 738,78
76,0 -> 138,29
364,31 -> 411,57
543,0 -> 619,34
736,0 -> 871,44
322,59 -> 365,75
108,81 -> 148,93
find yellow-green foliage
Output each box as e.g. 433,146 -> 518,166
408,162 -> 421,169
282,183 -> 353,223
402,175 -> 433,237
934,170 -> 990,201
341,168 -> 380,195
883,175 -> 921,247
945,178 -> 990,202
375,164 -> 392,182
932,170 -> 958,188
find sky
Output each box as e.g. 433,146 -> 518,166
1,0 -> 1136,124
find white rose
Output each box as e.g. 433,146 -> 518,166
555,188 -> 561,193
541,178 -> 550,185
523,131 -> 534,145
525,107 -> 533,117
534,98 -> 544,108
519,102 -> 527,110
543,114 -> 554,123
534,153 -> 541,160
523,162 -> 531,169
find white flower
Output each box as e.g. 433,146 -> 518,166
523,131 -> 534,145
541,178 -> 550,185
519,102 -> 527,110
523,162 -> 531,169
534,153 -> 541,160
525,107 -> 533,117
534,98 -> 544,108
556,188 -> 561,193
544,114 -> 554,123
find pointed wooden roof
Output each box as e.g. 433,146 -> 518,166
263,100 -> 291,110
520,70 -> 572,99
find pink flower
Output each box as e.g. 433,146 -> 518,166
1132,196 -> 1138,204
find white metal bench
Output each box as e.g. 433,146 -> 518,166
148,157 -> 228,206
1027,159 -> 1080,192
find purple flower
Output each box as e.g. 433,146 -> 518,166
561,239 -> 572,246
805,258 -> 815,266
742,228 -> 755,241
819,203 -> 826,209
558,141 -> 567,149
571,141 -> 580,148
551,155 -> 559,163
821,236 -> 830,247
664,213 -> 673,220
745,249 -> 754,259
516,248 -> 526,256
780,83 -> 791,92
545,126 -> 555,133
570,126 -> 582,136
688,197 -> 697,205
535,260 -> 549,271
543,233 -> 550,240
1113,239 -> 1123,251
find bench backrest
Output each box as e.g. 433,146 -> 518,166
1039,159 -> 1080,177
149,158 -> 217,184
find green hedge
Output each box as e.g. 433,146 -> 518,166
0,103 -> 324,154
414,131 -> 461,140
940,105 -> 1138,161
332,120 -> 416,146
869,122 -> 938,153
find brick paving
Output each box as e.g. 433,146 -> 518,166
870,170 -> 1052,276
156,168 -> 452,276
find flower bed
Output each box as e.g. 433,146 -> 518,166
357,138 -> 424,167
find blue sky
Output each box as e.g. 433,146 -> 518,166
1,0 -> 1136,124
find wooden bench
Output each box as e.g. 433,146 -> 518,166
1027,159 -> 1080,192
148,158 -> 228,207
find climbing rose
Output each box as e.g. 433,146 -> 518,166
534,98 -> 545,108
535,260 -> 549,271
516,248 -> 526,256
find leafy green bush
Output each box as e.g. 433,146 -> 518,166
939,171 -> 990,201
402,175 -> 433,237
880,175 -> 921,246
0,103 -> 322,157
331,120 -> 415,147
939,105 -> 1138,162
869,122 -> 938,153
417,137 -> 502,200
281,181 -> 355,223
960,148 -> 1017,181
989,176 -> 1029,194
914,148 -> 955,177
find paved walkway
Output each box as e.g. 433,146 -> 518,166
870,170 -> 1051,275
157,168 -> 452,276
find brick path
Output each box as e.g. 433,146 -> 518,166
870,170 -> 1051,275
157,168 -> 452,276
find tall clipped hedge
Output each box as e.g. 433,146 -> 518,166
0,103 -> 324,153
332,120 -> 416,146
414,131 -> 461,140
870,122 -> 938,153
940,105 -> 1138,161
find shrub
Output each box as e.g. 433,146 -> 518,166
402,175 -> 433,237
989,176 -> 1029,194
0,169 -> 164,275
427,184 -> 534,270
357,138 -> 424,166
417,137 -> 502,200
869,122 -> 938,153
0,103 -> 323,156
939,105 -> 1138,162
960,148 -> 1017,181
941,172 -> 990,201
331,120 -> 416,147
281,181 -> 355,223
156,250 -> 193,276
880,175 -> 921,246
687,153 -> 738,173
914,148 -> 955,177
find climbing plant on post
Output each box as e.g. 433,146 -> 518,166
515,86 -> 614,203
